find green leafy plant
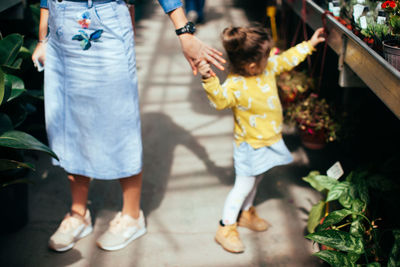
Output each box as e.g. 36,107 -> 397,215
0,33 -> 58,187
303,169 -> 400,266
361,22 -> 391,45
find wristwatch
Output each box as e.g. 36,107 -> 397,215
175,22 -> 196,36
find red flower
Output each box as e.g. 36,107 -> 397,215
382,0 -> 397,9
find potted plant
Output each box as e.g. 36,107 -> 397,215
0,33 -> 58,232
277,70 -> 314,107
303,169 -> 400,266
285,93 -> 339,149
381,0 -> 400,70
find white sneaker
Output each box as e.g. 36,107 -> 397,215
49,210 -> 93,252
97,210 -> 146,251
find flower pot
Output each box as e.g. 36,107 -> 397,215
299,128 -> 326,150
383,40 -> 400,71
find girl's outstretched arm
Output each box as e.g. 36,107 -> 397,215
268,27 -> 325,75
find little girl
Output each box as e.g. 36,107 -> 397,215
197,25 -> 325,253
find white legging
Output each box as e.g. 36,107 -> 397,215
221,175 -> 263,225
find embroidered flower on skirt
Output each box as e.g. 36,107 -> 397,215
77,11 -> 91,29
72,29 -> 103,50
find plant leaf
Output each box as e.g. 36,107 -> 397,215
388,230 -> 400,267
18,46 -> 32,60
319,209 -> 353,230
0,159 -> 35,171
350,219 -> 364,237
0,130 -> 58,159
5,74 -> 25,102
327,182 -> 351,202
0,68 -> 11,106
1,177 -> 32,187
314,250 -> 355,267
306,230 -> 364,254
8,88 -> 26,102
351,199 -> 366,213
303,172 -> 339,192
25,89 -> 44,100
0,113 -> 13,134
0,34 -> 23,67
347,252 -> 360,263
307,200 -> 326,233
367,263 -> 381,267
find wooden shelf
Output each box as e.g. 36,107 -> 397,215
284,0 -> 400,119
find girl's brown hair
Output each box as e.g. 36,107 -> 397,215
222,25 -> 272,76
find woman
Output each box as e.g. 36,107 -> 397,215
32,0 -> 224,252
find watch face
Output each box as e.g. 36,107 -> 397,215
186,22 -> 196,34
176,22 -> 196,35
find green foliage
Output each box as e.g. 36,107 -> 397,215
361,23 -> 391,43
304,169 -> 400,266
308,200 -> 326,233
388,230 -> 400,267
307,230 -> 364,254
0,33 -> 57,186
302,171 -> 339,192
318,209 -> 353,230
314,250 -> 355,267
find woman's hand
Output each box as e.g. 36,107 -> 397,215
197,60 -> 212,79
178,34 -> 225,76
310,27 -> 326,47
32,41 -> 46,68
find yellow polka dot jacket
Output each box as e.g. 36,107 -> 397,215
202,41 -> 315,149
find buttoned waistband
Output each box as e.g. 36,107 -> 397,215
53,0 -> 118,3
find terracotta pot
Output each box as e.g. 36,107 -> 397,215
299,128 -> 326,150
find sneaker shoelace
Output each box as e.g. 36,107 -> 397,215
59,214 -> 82,233
109,213 -> 137,234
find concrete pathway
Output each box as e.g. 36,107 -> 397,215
0,0 -> 331,266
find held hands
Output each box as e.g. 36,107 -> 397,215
178,34 -> 225,76
197,60 -> 212,79
310,28 -> 326,47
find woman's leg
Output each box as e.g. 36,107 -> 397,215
68,174 -> 91,216
241,174 -> 263,211
221,176 -> 256,225
119,172 -> 143,219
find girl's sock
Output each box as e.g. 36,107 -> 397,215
221,175 -> 256,225
241,175 -> 263,211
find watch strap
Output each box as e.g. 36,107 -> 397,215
175,22 -> 195,35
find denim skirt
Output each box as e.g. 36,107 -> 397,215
45,0 -> 142,179
233,139 -> 293,177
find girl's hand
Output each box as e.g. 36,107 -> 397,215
197,60 -> 212,79
32,41 -> 46,68
179,34 -> 225,76
310,28 -> 326,47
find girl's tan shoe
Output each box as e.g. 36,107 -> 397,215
238,207 -> 270,232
